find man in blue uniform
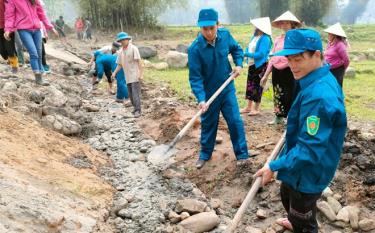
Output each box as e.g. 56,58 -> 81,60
95,52 -> 128,102
188,8 -> 249,169
255,29 -> 347,232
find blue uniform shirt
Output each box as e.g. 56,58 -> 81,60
269,64 -> 347,194
188,28 -> 244,103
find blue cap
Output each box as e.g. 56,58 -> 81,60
116,32 -> 132,42
197,8 -> 218,27
273,29 -> 323,56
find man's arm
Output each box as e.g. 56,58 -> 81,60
188,47 -> 205,104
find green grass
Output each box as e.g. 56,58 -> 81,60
144,24 -> 375,121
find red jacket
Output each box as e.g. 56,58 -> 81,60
75,19 -> 84,32
4,0 -> 53,32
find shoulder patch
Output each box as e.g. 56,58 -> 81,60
306,116 -> 320,136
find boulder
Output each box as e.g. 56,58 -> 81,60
345,67 -> 356,78
176,44 -> 188,54
166,51 -> 188,68
152,62 -> 169,70
359,218 -> 375,231
327,196 -> 342,214
2,81 -> 17,92
336,206 -> 350,223
42,114 -> 82,135
179,212 -> 220,233
317,201 -> 336,221
175,199 -> 207,214
348,206 -> 360,229
43,86 -> 68,107
29,90 -> 45,104
168,211 -> 181,224
138,46 -> 157,59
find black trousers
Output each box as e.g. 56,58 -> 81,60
330,65 -> 345,87
280,183 -> 322,233
0,28 -> 16,60
42,38 -> 47,66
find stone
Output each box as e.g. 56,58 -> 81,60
245,226 -> 262,233
333,221 -> 347,228
179,212 -> 220,233
43,86 -> 68,107
180,212 -> 190,220
210,198 -> 222,209
175,199 -> 207,214
216,136 -> 223,144
333,193 -> 342,201
359,218 -> 375,231
168,211 -> 181,224
345,67 -> 356,78
336,206 -> 350,223
265,227 -> 276,233
322,187 -> 334,198
124,193 -> 135,203
256,209 -> 267,219
42,114 -> 81,135
113,199 -> 129,216
317,201 -> 336,221
83,103 -> 100,112
176,44 -> 188,54
152,62 -> 169,70
348,206 -> 360,229
327,196 -> 342,214
166,51 -> 188,68
29,90 -> 45,104
117,209 -> 132,219
2,81 -> 17,91
271,223 -> 284,233
138,46 -> 157,59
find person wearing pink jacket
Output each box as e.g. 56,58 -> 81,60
4,0 -> 55,85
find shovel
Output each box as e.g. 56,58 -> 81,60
148,74 -> 236,166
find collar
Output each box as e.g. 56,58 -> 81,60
297,64 -> 330,90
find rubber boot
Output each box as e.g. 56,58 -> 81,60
35,73 -> 50,86
268,116 -> 283,125
8,56 -> 19,74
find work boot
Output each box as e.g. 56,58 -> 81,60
268,116 -> 283,125
35,73 -> 50,86
133,111 -> 141,118
196,159 -> 206,169
43,65 -> 51,74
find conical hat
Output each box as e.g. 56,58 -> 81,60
324,23 -> 347,38
250,17 -> 272,35
272,11 -> 301,28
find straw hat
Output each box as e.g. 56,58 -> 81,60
250,17 -> 272,35
324,23 -> 347,38
272,11 -> 302,28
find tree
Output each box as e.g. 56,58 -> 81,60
291,0 -> 333,25
259,0 -> 289,19
224,0 -> 259,23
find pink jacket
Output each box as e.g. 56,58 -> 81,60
266,35 -> 289,74
4,0 -> 53,32
324,40 -> 350,69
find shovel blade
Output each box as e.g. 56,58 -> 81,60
148,144 -> 177,165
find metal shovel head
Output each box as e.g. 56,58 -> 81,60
148,144 -> 177,165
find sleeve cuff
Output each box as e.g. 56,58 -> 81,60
269,157 -> 285,172
197,94 -> 206,103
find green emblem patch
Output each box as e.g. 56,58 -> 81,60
307,116 -> 320,136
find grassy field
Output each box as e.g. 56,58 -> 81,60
144,24 -> 375,121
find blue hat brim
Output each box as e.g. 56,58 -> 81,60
197,20 -> 217,27
117,36 -> 132,42
272,49 -> 306,57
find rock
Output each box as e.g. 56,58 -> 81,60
152,62 -> 169,70
138,46 -> 157,59
168,211 -> 181,224
356,155 -> 371,170
317,201 -> 336,221
265,227 -> 276,233
42,114 -> 82,135
83,103 -> 100,112
256,209 -> 267,219
175,199 -> 207,214
113,199 -> 129,216
2,81 -> 17,91
43,86 -> 68,107
345,67 -> 356,78
117,209 -> 132,219
210,198 -> 222,209
204,206 -> 211,212
166,51 -> 188,68
336,206 -> 350,223
333,193 -> 342,201
348,206 -> 360,229
271,223 -> 284,233
179,212 -> 220,233
180,212 -> 190,220
322,187 -> 334,198
124,193 -> 135,203
29,90 -> 45,104
333,220 -> 347,228
359,219 -> 375,231
327,196 -> 342,214
143,59 -> 153,68
176,44 -> 188,54
245,226 -> 262,233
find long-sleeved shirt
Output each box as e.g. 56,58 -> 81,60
269,65 -> 347,194
5,0 -> 53,32
324,40 -> 350,69
266,35 -> 289,73
244,33 -> 272,68
188,28 -> 244,103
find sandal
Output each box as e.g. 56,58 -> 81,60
240,108 -> 251,114
276,218 -> 293,231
